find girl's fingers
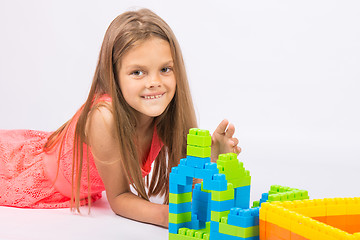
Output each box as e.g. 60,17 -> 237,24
234,146 -> 242,155
225,123 -> 235,138
214,119 -> 229,135
231,137 -> 239,146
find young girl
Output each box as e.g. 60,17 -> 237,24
0,8 -> 241,228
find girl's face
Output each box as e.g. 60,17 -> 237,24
118,37 -> 176,119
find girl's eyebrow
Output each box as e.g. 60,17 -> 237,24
162,60 -> 174,66
126,60 -> 174,70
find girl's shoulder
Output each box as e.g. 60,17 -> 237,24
86,94 -> 115,143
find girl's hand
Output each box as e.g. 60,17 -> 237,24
211,119 -> 241,162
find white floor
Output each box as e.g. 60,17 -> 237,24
0,193 -> 168,240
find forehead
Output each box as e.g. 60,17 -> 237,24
121,37 -> 173,67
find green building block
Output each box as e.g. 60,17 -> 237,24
228,173 -> 251,188
269,185 -> 294,194
252,200 -> 260,208
169,192 -> 192,204
169,212 -> 192,224
211,183 -> 234,201
217,153 -> 251,188
187,128 -> 212,147
267,185 -> 309,202
211,210 -> 230,222
219,222 -> 259,238
169,228 -> 210,240
187,145 -> 211,158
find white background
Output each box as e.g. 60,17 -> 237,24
0,0 -> 359,239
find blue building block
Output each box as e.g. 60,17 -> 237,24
169,222 -> 192,234
190,219 -> 206,230
169,183 -> 192,194
234,185 -> 251,209
186,156 -> 211,169
178,165 -> 196,178
190,213 -> 207,230
170,167 -> 193,186
169,202 -> 192,214
227,208 -> 259,228
211,199 -> 235,212
194,162 -> 219,180
259,192 -> 269,206
203,174 -> 228,191
192,198 -> 211,222
192,183 -> 212,222
193,184 -> 212,203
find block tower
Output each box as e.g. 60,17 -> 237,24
169,128 -> 257,240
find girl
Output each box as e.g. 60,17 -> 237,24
0,8 -> 241,228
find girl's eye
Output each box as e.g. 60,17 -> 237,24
161,67 -> 172,73
131,70 -> 144,76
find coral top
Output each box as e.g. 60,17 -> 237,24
0,95 -> 163,208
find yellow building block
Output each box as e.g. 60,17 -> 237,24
325,198 -> 347,216
266,205 -> 291,230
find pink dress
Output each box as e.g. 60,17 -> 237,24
0,95 -> 163,208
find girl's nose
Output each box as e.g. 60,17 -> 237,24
146,74 -> 162,88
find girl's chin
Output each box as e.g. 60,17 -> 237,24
137,108 -> 167,118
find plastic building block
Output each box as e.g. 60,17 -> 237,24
169,212 -> 192,224
234,185 -> 251,209
227,208 -> 260,228
219,222 -> 259,238
203,174 -> 228,191
211,183 -> 234,201
260,197 -> 360,240
186,156 -> 211,169
170,202 -> 192,214
194,163 -> 219,180
169,183 -> 192,194
170,167 -> 193,186
187,145 -> 211,158
169,192 -> 192,204
177,164 -> 196,178
169,222 -> 192,234
211,210 -> 230,222
192,183 -> 212,203
211,199 -> 235,212
187,128 -> 211,147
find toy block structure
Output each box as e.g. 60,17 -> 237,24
169,128 -> 308,240
169,128 -> 255,239
260,198 -> 360,239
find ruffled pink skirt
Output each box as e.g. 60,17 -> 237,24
0,129 -> 99,208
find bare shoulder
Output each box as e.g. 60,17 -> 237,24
85,104 -> 119,162
86,103 -> 130,200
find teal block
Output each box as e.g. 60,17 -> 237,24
186,156 -> 211,169
234,185 -> 251,209
170,202 -> 192,214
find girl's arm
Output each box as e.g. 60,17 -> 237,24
211,119 -> 242,162
86,107 -> 168,228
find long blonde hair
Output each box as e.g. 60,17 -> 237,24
44,8 -> 197,211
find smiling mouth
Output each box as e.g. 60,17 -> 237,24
142,93 -> 165,100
